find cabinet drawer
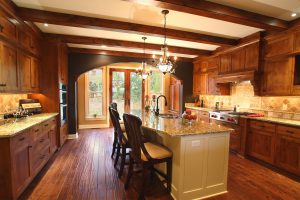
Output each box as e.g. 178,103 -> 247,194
249,120 -> 276,133
277,125 -> 300,139
32,124 -> 42,139
32,145 -> 50,173
11,131 -> 29,148
0,12 -> 17,41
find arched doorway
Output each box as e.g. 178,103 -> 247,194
75,62 -> 166,130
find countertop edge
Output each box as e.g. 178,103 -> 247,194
0,113 -> 59,138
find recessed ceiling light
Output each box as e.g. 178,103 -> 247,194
101,45 -> 107,48
44,23 -> 49,27
291,13 -> 297,17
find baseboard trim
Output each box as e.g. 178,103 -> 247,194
78,124 -> 109,129
67,132 -> 79,140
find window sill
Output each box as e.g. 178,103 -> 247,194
85,116 -> 106,121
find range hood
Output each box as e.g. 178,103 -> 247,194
215,70 -> 261,95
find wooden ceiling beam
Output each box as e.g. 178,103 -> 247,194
17,7 -> 237,46
124,0 -> 288,32
68,47 -> 194,62
45,33 -> 211,56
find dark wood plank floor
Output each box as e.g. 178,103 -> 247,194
20,128 -> 300,200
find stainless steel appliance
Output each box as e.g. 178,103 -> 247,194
59,83 -> 67,123
209,110 -> 253,125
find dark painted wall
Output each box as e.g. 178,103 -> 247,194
68,53 -> 193,134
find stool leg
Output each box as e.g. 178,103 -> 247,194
111,131 -> 117,158
166,158 -> 172,193
125,155 -> 133,189
138,163 -> 147,200
118,146 -> 126,178
114,143 -> 120,167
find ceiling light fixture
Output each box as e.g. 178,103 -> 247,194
291,13 -> 297,17
136,37 -> 152,80
153,10 -> 177,74
44,23 -> 48,27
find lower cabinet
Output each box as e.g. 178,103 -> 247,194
60,123 -> 68,146
246,119 -> 300,176
275,125 -> 300,176
0,116 -> 58,200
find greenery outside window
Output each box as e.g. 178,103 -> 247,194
85,69 -> 105,119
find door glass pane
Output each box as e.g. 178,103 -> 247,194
130,72 -> 142,116
112,71 -> 125,116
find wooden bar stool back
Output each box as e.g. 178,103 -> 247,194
123,113 -> 172,200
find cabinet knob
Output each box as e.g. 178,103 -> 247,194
0,24 -> 3,32
0,83 -> 6,87
286,130 -> 294,134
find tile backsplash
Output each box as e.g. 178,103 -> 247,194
200,81 -> 300,113
0,94 -> 27,114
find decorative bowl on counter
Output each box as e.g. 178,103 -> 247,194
182,109 -> 197,125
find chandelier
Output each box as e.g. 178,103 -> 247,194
152,10 -> 177,74
136,36 -> 152,79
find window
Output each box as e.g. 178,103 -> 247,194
149,71 -> 163,95
85,69 -> 104,119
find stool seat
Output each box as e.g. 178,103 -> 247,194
142,142 -> 172,161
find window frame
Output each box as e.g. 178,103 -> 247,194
84,68 -> 106,120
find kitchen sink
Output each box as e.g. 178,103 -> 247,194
159,114 -> 179,119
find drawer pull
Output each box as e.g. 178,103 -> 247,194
44,124 -> 49,127
40,155 -> 45,160
0,83 -> 6,87
286,130 -> 294,134
40,139 -> 45,143
34,129 -> 40,132
28,145 -> 33,148
19,137 -> 25,141
0,24 -> 3,32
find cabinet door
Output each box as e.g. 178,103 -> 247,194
30,57 -> 39,91
19,52 -> 32,92
275,134 -> 300,176
231,48 -> 245,72
265,34 -> 293,58
0,12 -> 17,41
199,73 -> 208,94
247,129 -> 275,164
219,54 -> 231,74
59,44 -> 68,84
244,42 -> 259,71
0,42 -> 18,92
262,58 -> 293,95
207,71 -> 218,95
193,64 -> 201,94
18,29 -> 32,51
11,144 -> 31,197
60,123 -> 68,146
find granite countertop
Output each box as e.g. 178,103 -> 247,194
0,113 -> 59,138
141,112 -> 233,137
241,116 -> 300,127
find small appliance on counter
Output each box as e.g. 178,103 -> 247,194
19,99 -> 43,114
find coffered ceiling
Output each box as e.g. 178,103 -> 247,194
12,0 -> 299,59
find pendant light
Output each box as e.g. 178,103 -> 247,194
153,10 -> 177,74
136,36 -> 152,79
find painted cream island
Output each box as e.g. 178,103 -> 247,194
140,113 -> 233,200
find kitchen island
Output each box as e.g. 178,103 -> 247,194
140,113 -> 233,200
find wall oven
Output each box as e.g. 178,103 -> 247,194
59,84 -> 67,124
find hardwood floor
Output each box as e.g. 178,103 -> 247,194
20,128 -> 300,200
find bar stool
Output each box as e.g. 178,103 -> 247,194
123,113 -> 173,200
109,107 -> 130,177
109,103 -> 125,158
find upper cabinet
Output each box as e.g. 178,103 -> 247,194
0,11 -> 17,41
0,6 -> 41,94
264,34 -> 294,58
218,42 -> 260,75
58,44 -> 68,85
0,42 -> 18,92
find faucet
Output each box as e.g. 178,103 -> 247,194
155,95 -> 168,116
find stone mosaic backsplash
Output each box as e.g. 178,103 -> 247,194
0,94 -> 27,114
197,81 -> 300,119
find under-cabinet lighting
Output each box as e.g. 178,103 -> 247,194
101,45 -> 107,48
291,13 -> 297,17
44,23 -> 49,27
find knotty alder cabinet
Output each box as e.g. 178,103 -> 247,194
0,4 -> 41,93
246,119 -> 300,176
0,116 -> 58,200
